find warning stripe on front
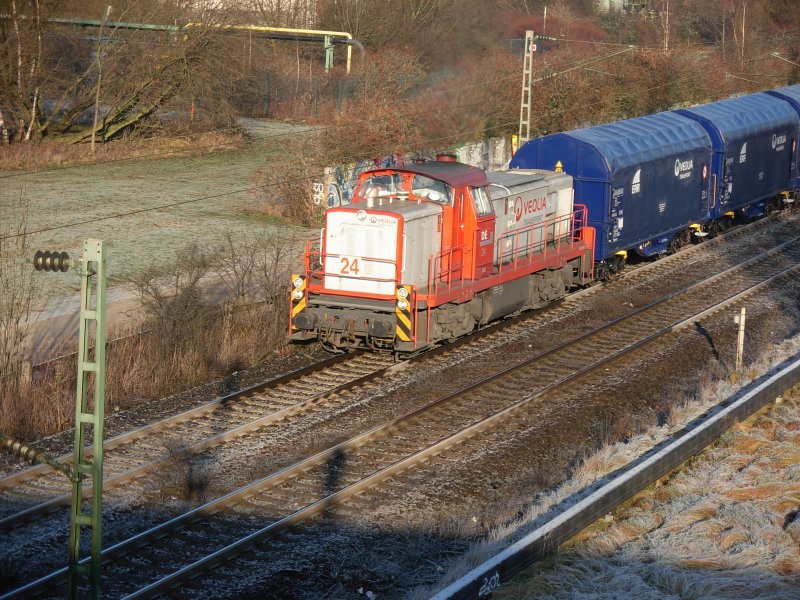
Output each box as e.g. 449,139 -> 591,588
292,297 -> 306,319
395,284 -> 413,342
395,306 -> 412,341
290,274 -> 306,331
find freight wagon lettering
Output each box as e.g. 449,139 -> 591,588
514,195 -> 547,222
674,158 -> 694,180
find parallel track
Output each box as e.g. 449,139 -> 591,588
9,231 -> 799,599
0,351 -> 394,529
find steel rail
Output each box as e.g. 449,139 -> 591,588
121,260 -> 800,600
431,355 -> 800,600
8,236 -> 798,599
0,287 -> 567,532
3,351 -> 357,486
0,351 -> 380,526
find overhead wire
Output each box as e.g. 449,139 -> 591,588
3,47 -> 785,243
3,38 -> 784,181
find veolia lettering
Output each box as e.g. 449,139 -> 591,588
514,196 -> 547,222
674,158 -> 694,180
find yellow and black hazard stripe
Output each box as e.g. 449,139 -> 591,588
395,284 -> 413,342
290,274 -> 307,331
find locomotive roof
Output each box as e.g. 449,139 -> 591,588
381,160 -> 488,188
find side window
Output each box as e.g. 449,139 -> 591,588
411,175 -> 452,204
471,186 -> 494,216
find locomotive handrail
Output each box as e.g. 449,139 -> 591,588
428,245 -> 466,295
496,207 -> 585,274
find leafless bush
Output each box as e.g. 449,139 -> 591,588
251,228 -> 306,304
155,439 -> 209,504
215,232 -> 258,301
254,135 -> 325,227
0,197 -> 44,437
3,228 -> 301,440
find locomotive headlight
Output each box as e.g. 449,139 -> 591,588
292,288 -> 304,300
397,298 -> 409,311
293,277 -> 304,289
397,287 -> 409,299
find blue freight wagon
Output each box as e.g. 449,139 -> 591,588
674,93 -> 800,219
509,112 -> 713,272
764,84 -> 800,189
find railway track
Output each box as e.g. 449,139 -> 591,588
431,355 -> 800,600
0,351 -> 395,529
7,229 -> 799,599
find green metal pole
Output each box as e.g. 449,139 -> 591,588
67,239 -> 107,600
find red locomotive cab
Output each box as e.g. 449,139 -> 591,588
467,185 -> 496,279
442,184 -> 497,282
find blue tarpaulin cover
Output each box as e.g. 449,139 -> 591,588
510,112 -> 712,260
765,85 -> 800,186
675,93 -> 799,215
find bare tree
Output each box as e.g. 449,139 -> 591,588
0,196 -> 43,381
215,232 -> 258,301
246,0 -> 317,27
0,1 -> 244,143
0,108 -> 9,145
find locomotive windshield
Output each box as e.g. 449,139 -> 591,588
411,175 -> 452,205
359,174 -> 403,199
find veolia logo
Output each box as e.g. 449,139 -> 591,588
739,142 -> 747,163
514,195 -> 547,222
674,158 -> 693,179
773,133 -> 787,150
631,169 -> 641,194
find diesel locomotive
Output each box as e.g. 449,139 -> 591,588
289,84 -> 800,354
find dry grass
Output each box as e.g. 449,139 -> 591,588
152,439 -> 209,504
0,231 -> 301,440
0,131 -> 244,172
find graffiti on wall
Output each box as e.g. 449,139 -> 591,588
321,137 -> 513,208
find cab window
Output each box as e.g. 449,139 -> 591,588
411,175 -> 452,205
358,174 -> 403,199
471,186 -> 493,216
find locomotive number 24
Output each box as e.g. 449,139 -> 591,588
340,256 -> 360,275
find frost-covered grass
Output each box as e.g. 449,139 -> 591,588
0,121 -> 304,300
419,335 -> 800,599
